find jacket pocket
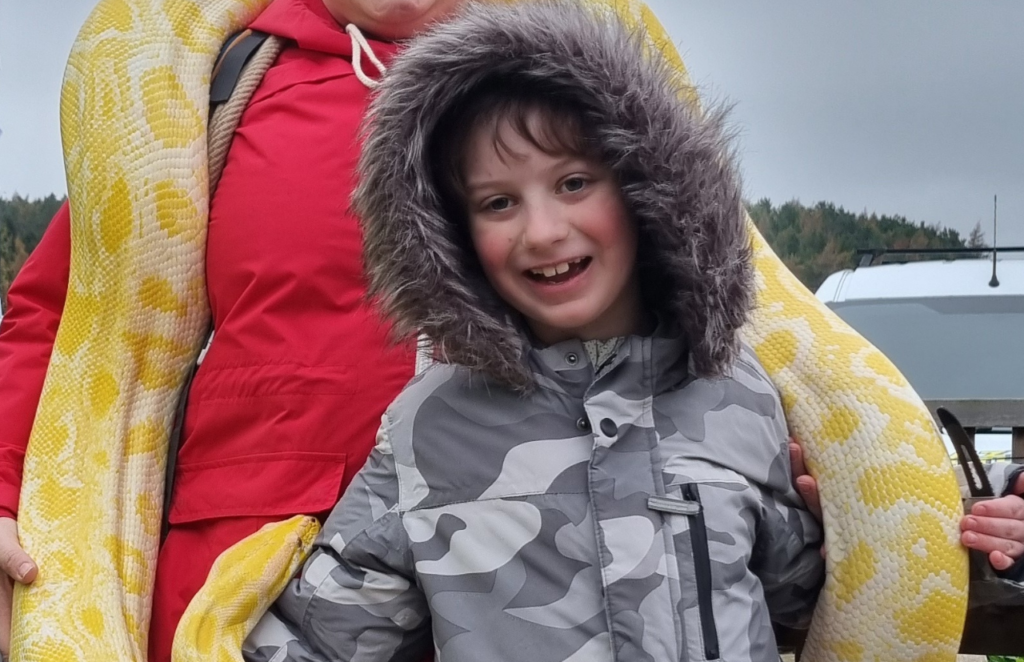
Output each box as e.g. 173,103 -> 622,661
169,451 -> 348,524
660,461 -> 762,661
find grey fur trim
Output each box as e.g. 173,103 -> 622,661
355,0 -> 751,390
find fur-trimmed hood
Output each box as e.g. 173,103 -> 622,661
355,0 -> 751,391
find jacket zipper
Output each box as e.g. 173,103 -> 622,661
681,484 -> 720,660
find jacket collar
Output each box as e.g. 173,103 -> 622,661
529,330 -> 690,399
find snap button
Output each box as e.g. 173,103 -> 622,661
565,352 -> 579,366
576,417 -> 591,432
600,418 -> 618,437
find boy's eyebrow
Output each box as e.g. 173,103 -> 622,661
464,178 -> 503,192
465,155 -> 592,193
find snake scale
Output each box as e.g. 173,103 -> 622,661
11,0 -> 967,660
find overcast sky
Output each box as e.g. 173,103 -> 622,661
1,1 -> 1022,245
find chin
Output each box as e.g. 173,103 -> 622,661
345,0 -> 458,40
531,314 -> 603,343
367,0 -> 443,22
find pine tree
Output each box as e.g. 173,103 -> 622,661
967,221 -> 986,248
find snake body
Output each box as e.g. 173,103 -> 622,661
11,1 -> 967,661
10,0 -> 272,659
745,232 -> 968,661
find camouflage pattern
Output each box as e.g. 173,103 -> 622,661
243,338 -> 823,661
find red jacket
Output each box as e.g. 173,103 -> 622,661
0,0 -> 415,525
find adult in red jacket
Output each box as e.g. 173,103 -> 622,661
0,0 -> 460,660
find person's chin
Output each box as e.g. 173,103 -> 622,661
366,0 -> 446,26
529,310 -> 598,343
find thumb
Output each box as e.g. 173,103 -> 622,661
989,550 -> 1015,572
0,519 -> 36,584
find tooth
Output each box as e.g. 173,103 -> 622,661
543,266 -> 557,277
555,262 -> 569,275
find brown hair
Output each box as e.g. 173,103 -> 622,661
430,78 -> 602,222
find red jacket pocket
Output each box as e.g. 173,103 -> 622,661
169,450 -> 347,524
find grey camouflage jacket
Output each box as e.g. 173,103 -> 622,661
243,1 -> 828,660
244,339 -> 824,662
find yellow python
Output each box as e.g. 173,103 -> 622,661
11,0 -> 967,661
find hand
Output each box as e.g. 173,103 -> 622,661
788,439 -> 828,561
788,439 -> 822,523
961,473 -> 1024,572
0,517 -> 37,656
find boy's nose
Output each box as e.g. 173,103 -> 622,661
520,200 -> 570,249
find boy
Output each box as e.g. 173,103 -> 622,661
244,2 -> 822,660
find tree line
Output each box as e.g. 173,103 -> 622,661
1,194 -> 66,309
747,198 -> 980,291
1,194 -> 982,310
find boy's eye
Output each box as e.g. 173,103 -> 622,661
486,197 -> 512,212
562,177 -> 587,193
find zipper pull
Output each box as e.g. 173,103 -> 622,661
647,495 -> 700,516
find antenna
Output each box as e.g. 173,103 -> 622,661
989,194 -> 999,288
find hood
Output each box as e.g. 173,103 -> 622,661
355,0 -> 751,391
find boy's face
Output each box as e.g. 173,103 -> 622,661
321,0 -> 464,40
464,113 -> 643,345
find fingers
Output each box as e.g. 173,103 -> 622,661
961,505 -> 1024,564
0,518 -> 31,658
960,527 -> 1024,564
788,440 -> 823,522
796,475 -> 823,523
988,550 -> 1017,572
788,440 -> 808,478
971,494 -> 1024,523
0,575 -> 10,656
0,518 -> 36,584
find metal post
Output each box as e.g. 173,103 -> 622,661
1013,427 -> 1024,464
989,194 -> 999,287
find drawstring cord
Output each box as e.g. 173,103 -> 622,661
345,24 -> 387,89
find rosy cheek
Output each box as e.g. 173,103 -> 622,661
470,227 -> 509,275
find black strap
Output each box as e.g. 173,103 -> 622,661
210,29 -> 271,108
162,332 -> 211,541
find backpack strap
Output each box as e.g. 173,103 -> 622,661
208,31 -> 284,192
210,29 -> 272,106
161,30 -> 284,541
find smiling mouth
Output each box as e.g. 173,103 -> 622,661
526,257 -> 592,284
